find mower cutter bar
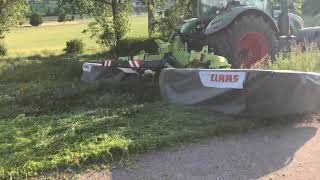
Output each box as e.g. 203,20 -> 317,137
101,58 -> 174,72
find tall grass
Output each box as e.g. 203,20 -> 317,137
253,46 -> 320,72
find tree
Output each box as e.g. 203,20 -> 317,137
156,0 -> 197,37
60,0 -> 131,56
272,0 -> 303,15
136,0 -> 191,37
56,0 -> 84,21
0,0 -> 28,39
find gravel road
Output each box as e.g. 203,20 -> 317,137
80,120 -> 320,180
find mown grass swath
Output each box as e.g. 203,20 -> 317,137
0,54 -> 267,179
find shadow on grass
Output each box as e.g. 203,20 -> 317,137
0,53 -> 160,118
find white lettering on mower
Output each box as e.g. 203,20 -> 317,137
199,71 -> 247,89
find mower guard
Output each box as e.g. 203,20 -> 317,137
160,68 -> 320,117
81,63 -> 128,83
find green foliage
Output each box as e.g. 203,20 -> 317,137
0,0 -> 28,38
0,42 -> 7,56
30,13 -> 44,26
109,37 -> 158,57
157,7 -> 184,37
88,3 -> 130,49
292,0 -> 303,16
62,0 -> 131,52
56,0 -> 85,18
29,1 -> 59,16
156,0 -> 196,37
63,39 -> 85,57
269,48 -> 320,72
272,0 -> 303,15
85,17 -> 117,48
253,47 -> 320,72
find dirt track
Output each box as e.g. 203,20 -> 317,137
80,120 -> 320,180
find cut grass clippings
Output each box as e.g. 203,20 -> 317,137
0,104 -> 265,179
0,55 -> 265,179
1,44 -> 320,179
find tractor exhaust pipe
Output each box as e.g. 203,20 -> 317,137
278,0 -> 290,36
278,0 -> 296,52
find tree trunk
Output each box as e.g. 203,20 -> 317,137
147,0 -> 155,37
111,0 -> 120,57
191,0 -> 198,17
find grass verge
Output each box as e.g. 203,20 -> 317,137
0,54 -> 267,179
1,48 -> 319,179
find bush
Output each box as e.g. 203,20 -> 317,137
58,13 -> 67,22
109,37 -> 158,57
0,42 -> 7,57
63,39 -> 85,57
30,13 -> 43,26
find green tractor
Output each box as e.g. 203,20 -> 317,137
180,0 -> 304,68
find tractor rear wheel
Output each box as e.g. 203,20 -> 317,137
208,14 -> 278,68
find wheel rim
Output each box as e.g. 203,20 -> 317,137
236,32 -> 269,68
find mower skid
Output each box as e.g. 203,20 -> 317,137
81,62 -> 127,83
81,58 -> 167,84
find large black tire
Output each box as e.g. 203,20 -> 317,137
208,14 -> 278,68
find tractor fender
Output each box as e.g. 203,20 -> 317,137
204,7 -> 279,37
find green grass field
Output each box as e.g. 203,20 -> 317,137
4,15 -> 148,56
